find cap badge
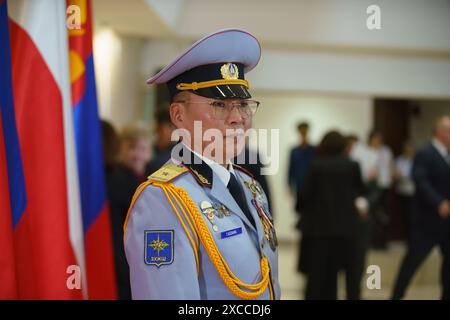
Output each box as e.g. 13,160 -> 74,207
220,63 -> 239,80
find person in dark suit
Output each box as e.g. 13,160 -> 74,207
392,116 -> 450,300
297,130 -> 368,300
289,122 -> 316,275
288,122 -> 315,194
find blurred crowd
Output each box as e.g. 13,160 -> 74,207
289,116 -> 450,300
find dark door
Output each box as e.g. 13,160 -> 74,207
374,99 -> 412,242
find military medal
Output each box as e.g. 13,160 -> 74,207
220,204 -> 231,216
212,203 -> 224,218
262,218 -> 277,251
269,227 -> 278,250
245,178 -> 278,251
212,204 -> 224,218
200,201 -> 219,232
244,181 -> 259,194
257,198 -> 273,225
213,203 -> 230,218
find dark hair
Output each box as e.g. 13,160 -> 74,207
154,107 -> 172,125
297,122 -> 309,131
101,120 -> 120,167
346,134 -> 358,146
367,130 -> 381,143
317,130 -> 346,156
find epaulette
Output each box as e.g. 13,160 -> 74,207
232,164 -> 254,178
148,163 -> 189,183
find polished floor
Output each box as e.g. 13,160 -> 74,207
278,241 -> 442,300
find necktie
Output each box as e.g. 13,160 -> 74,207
227,173 -> 256,228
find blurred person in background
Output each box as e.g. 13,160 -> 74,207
349,134 -> 379,183
102,120 -> 120,174
345,134 -> 359,156
288,122 -> 315,195
119,122 -> 153,182
393,142 -> 416,240
366,130 -> 393,249
146,108 -> 176,174
392,116 -> 450,300
103,121 -> 152,299
289,122 -> 316,278
101,120 -> 126,299
346,134 -> 376,298
298,130 -> 368,300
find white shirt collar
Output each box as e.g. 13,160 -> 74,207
182,143 -> 235,186
432,138 -> 448,159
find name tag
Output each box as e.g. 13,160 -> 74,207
220,227 -> 242,239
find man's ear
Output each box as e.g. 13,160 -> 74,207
170,102 -> 184,128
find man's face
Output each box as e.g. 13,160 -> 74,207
298,127 -> 308,143
370,134 -> 383,148
172,92 -> 251,163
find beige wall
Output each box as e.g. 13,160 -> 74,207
410,100 -> 450,147
94,29 -> 146,131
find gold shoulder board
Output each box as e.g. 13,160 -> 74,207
148,163 -> 188,183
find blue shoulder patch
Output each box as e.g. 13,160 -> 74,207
144,230 -> 174,267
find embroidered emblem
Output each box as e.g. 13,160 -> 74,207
144,230 -> 174,267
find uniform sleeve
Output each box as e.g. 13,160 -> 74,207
124,184 -> 201,299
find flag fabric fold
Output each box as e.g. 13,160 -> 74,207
68,0 -> 116,299
0,0 -> 117,299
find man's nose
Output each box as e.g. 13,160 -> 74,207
226,104 -> 244,123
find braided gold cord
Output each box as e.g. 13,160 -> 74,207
176,79 -> 250,91
155,182 -> 270,300
159,185 -> 200,274
167,184 -> 265,290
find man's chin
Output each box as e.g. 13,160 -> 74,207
224,141 -> 245,161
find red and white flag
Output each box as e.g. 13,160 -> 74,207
0,0 -> 116,299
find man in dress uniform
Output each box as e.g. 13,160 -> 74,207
123,29 -> 281,300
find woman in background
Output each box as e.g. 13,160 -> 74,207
298,130 -> 368,300
102,121 -> 152,300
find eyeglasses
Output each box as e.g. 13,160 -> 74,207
174,99 -> 260,120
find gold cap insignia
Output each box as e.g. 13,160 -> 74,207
220,63 -> 239,80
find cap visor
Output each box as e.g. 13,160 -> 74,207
192,84 -> 251,99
